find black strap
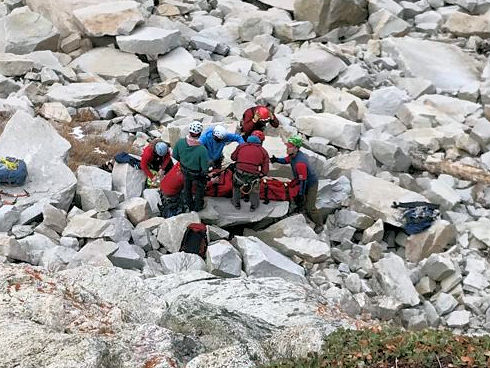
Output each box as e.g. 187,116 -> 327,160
213,183 -> 218,197
392,201 -> 440,210
284,182 -> 290,202
263,179 -> 269,204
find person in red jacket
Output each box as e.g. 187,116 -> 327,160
140,140 -> 174,187
230,135 -> 270,212
240,105 -> 279,140
159,162 -> 185,218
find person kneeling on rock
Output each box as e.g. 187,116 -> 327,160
271,135 -> 324,234
231,133 -> 269,212
140,140 -> 174,188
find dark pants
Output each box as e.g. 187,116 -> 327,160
182,168 -> 206,212
211,156 -> 224,170
159,193 -> 185,218
305,182 -> 323,226
232,171 -> 260,209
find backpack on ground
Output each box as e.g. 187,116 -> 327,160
259,178 -> 300,203
392,201 -> 440,235
179,223 -> 208,259
114,152 -> 141,169
0,157 -> 27,186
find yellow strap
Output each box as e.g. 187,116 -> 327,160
0,157 -> 18,171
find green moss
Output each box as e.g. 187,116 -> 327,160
264,327 -> 490,368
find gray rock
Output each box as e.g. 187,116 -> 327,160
1,7 -> 59,54
13,233 -> 57,265
171,82 -> 207,104
368,86 -> 410,116
368,9 -> 410,38
271,237 -> 330,263
446,310 -> 471,328
422,254 -> 456,282
422,179 -> 460,210
259,82 -> 290,106
239,17 -> 273,41
0,75 -> 21,98
112,163 -> 146,200
400,309 -> 428,331
368,0 -> 403,16
199,197 -> 289,227
362,219 -> 384,244
404,220 -> 456,262
59,236 -> 79,250
253,215 -> 319,247
0,111 -> 76,211
118,197 -> 150,226
274,21 -> 316,42
315,176 -> 351,211
234,236 -> 306,283
371,139 -> 411,172
156,212 -> 201,253
294,0 -> 368,35
0,53 -> 35,76
62,215 -> 115,239
206,240 -> 242,278
109,241 -> 145,270
126,89 -> 169,121
39,246 -> 77,271
351,170 -> 427,227
374,253 -> 420,307
433,292 -> 458,316
0,205 -> 20,232
291,45 -> 346,83
463,272 -> 489,292
296,113 -> 360,150
444,11 -> 490,38
157,47 -> 197,81
42,203 -> 67,234
116,27 -> 181,56
11,225 -> 35,239
160,252 -> 206,274
382,37 -> 481,94
70,47 -> 149,88
415,276 -> 436,296
73,1 -> 144,37
47,83 -> 119,108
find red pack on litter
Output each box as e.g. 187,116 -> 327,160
160,162 -> 184,196
259,178 -> 300,202
205,167 -> 233,197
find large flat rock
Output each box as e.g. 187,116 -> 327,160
0,7 -> 60,54
350,170 -> 427,227
0,111 -> 76,211
382,37 -> 481,93
70,47 -> 149,88
199,197 -> 289,227
47,82 -> 119,108
116,26 -> 181,56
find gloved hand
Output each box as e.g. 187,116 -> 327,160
295,194 -> 305,212
270,155 -> 278,164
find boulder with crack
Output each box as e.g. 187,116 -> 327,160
47,83 -> 119,108
206,240 -> 242,278
0,111 -> 76,211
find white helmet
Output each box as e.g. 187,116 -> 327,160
213,125 -> 227,140
189,121 -> 203,135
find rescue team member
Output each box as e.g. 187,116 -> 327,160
240,105 -> 279,140
231,134 -> 269,212
140,140 -> 174,188
172,121 -> 209,212
271,135 -> 324,234
199,125 -> 244,169
159,162 -> 185,218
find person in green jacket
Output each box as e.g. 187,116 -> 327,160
172,121 -> 209,212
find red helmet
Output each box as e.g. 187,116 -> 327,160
253,106 -> 272,122
251,130 -> 265,142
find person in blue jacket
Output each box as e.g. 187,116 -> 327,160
199,125 -> 244,169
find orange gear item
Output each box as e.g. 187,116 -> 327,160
253,105 -> 272,122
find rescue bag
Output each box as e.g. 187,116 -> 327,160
160,162 -> 184,197
392,201 -> 440,235
259,178 -> 300,203
179,223 -> 208,259
0,157 -> 27,186
205,167 -> 233,197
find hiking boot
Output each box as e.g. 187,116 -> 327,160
234,203 -> 241,210
314,225 -> 324,234
250,206 -> 256,212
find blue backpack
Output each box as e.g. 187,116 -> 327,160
0,157 -> 27,186
392,201 -> 440,235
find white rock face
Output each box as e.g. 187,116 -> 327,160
382,37 -> 481,93
271,237 -> 330,263
117,27 -> 181,56
157,46 -> 197,81
0,7 -> 60,54
0,111 -> 76,211
234,236 -> 306,283
291,45 -> 346,83
63,215 -> 115,239
156,212 -> 201,253
374,253 -> 420,307
350,170 -> 427,226
70,47 -> 149,87
295,113 -> 361,150
368,9 -> 410,38
47,83 -> 119,108
0,53 -> 35,76
160,252 -> 207,274
125,89 -> 169,121
111,163 -> 146,200
73,1 -> 144,37
206,240 -> 242,278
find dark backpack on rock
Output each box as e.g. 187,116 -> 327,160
0,157 -> 27,186
179,223 -> 208,259
392,201 -> 440,235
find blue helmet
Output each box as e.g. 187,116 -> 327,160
247,135 -> 261,144
155,142 -> 168,156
